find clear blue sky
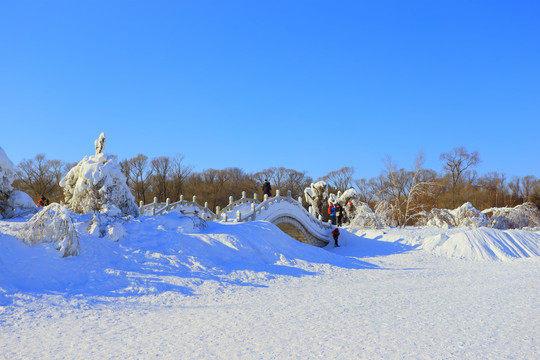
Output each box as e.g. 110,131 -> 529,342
1,0 -> 539,181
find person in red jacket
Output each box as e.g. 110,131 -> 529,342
331,227 -> 340,247
36,196 -> 48,207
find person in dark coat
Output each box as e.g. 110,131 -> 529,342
262,179 -> 272,198
335,203 -> 344,226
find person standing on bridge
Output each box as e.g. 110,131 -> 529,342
262,179 -> 272,198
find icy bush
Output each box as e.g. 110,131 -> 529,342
87,211 -> 128,242
348,202 -> 383,229
483,202 -> 540,229
17,203 -> 80,257
60,133 -> 138,217
416,208 -> 455,228
452,202 -> 488,227
0,147 -> 16,218
375,200 -> 398,227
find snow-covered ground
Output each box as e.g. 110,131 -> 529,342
1,213 -> 539,359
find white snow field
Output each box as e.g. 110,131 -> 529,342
1,213 -> 539,359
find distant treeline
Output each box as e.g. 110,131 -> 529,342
13,147 -> 540,221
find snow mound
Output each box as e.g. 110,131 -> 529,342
421,227 -> 540,261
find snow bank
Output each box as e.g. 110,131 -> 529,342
421,228 -> 540,261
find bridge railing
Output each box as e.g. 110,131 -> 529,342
139,189 -> 332,232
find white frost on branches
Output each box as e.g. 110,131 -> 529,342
348,202 -> 383,230
483,203 -> 540,230
60,133 -> 138,217
17,203 -> 80,257
416,202 -> 539,230
304,181 -> 329,218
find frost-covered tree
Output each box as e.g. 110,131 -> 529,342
18,203 -> 80,257
304,181 -> 329,218
0,147 -> 17,218
60,133 -> 138,217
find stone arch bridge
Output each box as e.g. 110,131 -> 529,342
140,191 -> 333,247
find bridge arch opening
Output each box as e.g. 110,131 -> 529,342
276,223 -> 309,244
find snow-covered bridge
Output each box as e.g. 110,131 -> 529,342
140,191 -> 333,247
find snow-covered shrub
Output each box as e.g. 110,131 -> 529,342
17,203 -> 80,257
87,211 -> 128,242
451,202 -> 488,227
483,202 -> 540,229
374,200 -> 398,227
60,133 -> 138,217
348,202 -> 383,229
0,147 -> 17,219
416,208 -> 455,228
304,181 -> 329,218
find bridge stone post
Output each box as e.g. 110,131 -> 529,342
242,191 -> 246,199
151,208 -> 155,216
276,189 -> 280,197
318,214 -> 323,221
264,194 -> 268,201
180,195 -> 184,201
193,195 -> 197,203
216,206 -> 221,215
166,198 -> 170,211
236,211 -> 241,221
309,206 -> 313,215
204,202 -> 208,209
254,193 -> 258,201
251,203 -> 255,212
222,212 -> 227,222
229,196 -> 234,205
287,190 -> 292,198
298,196 -> 302,204
139,201 -> 143,215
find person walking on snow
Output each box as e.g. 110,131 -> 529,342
328,202 -> 336,225
262,179 -> 272,198
332,227 -> 340,247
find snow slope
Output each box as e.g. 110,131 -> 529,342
1,214 -> 539,359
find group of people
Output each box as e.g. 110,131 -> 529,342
328,202 -> 344,226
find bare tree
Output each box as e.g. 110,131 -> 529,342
440,146 -> 480,206
151,156 -> 172,202
320,167 -> 355,193
125,154 -> 153,204
14,154 -> 66,202
254,167 -> 312,198
169,154 -> 193,201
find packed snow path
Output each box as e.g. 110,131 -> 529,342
140,190 -> 333,246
